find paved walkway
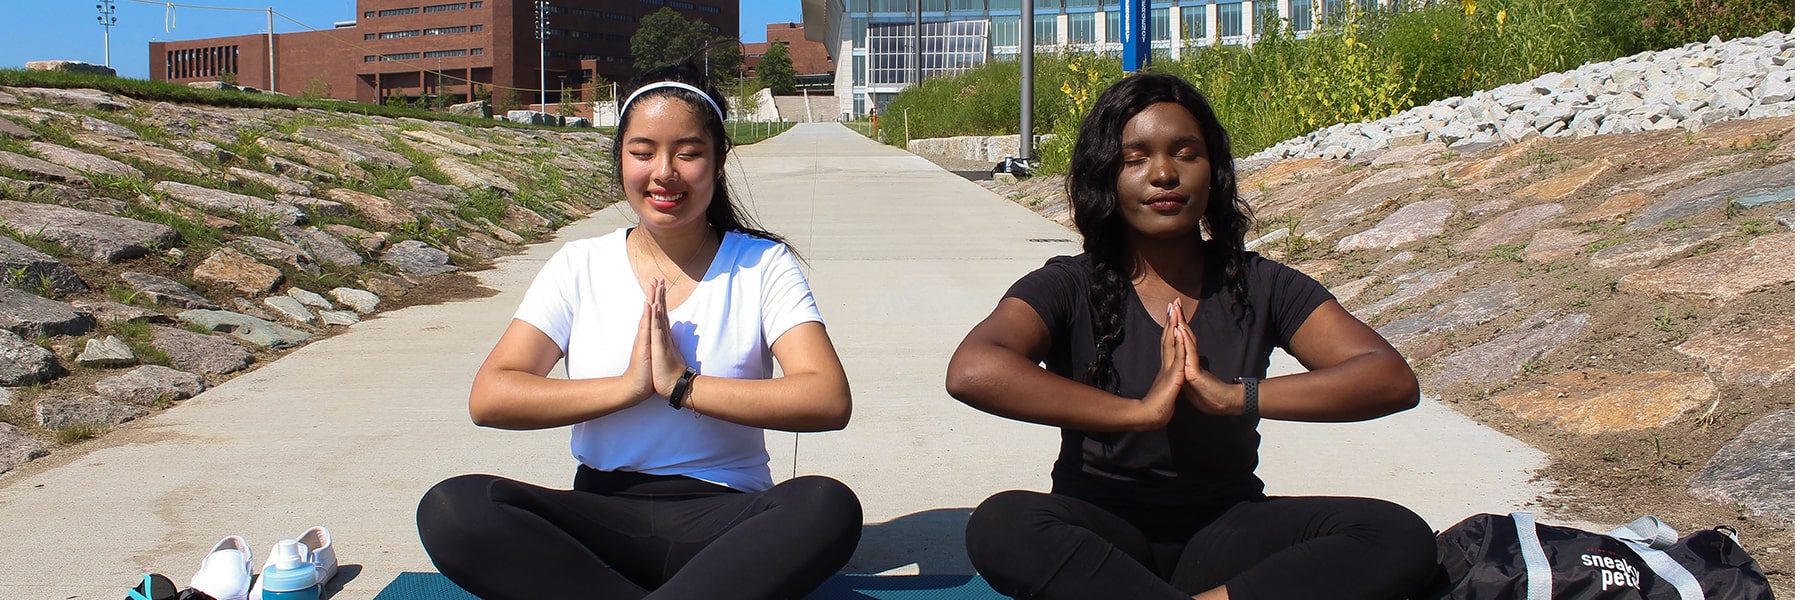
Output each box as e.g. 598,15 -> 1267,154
0,124 -> 1552,599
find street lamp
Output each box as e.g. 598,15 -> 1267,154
96,1 -> 117,68
536,0 -> 549,111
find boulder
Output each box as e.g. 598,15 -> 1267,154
0,150 -> 90,186
152,181 -> 305,225
149,326 -> 251,375
93,365 -> 206,407
27,142 -> 142,179
0,329 -> 63,386
434,156 -> 518,194
262,295 -> 316,325
1492,370 -> 1713,434
24,61 -> 117,77
192,247 -> 283,296
447,100 -> 492,118
329,287 -> 379,314
75,335 -> 135,368
0,286 -> 93,338
176,309 -> 312,349
0,235 -> 87,295
275,225 -> 362,268
0,422 -> 49,474
1688,410 -> 1794,523
119,272 -> 216,310
7,87 -> 130,111
381,240 -> 457,276
35,395 -> 145,430
321,188 -> 416,228
1617,233 -> 1794,306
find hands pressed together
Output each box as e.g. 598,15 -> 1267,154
1147,299 -> 1245,424
623,279 -> 693,406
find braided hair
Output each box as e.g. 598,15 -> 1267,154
1066,73 -> 1254,391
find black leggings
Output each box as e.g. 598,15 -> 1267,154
416,467 -> 862,599
965,491 -> 1436,600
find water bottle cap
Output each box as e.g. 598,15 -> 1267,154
272,538 -> 308,570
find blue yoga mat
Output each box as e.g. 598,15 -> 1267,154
373,572 -> 1006,599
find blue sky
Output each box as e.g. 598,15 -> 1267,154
1,1 -> 803,80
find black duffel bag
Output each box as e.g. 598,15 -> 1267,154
1419,512 -> 1774,599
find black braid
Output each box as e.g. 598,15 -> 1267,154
1082,245 -> 1130,391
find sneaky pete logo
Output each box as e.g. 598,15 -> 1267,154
1581,552 -> 1643,592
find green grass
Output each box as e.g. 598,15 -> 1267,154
56,423 -> 102,444
727,122 -> 796,145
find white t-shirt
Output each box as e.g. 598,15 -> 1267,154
513,227 -> 822,492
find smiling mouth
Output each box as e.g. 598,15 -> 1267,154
648,191 -> 685,203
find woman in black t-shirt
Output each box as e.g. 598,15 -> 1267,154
946,73 -> 1436,599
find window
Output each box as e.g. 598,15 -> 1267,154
471,24 -> 484,31
471,48 -> 484,55
1181,7 -> 1206,41
871,0 -> 909,11
1105,11 -> 1120,43
423,49 -> 468,58
852,18 -> 868,48
922,0 -> 947,11
377,7 -> 420,17
1034,15 -> 1057,46
948,0 -> 982,10
866,20 -> 987,85
364,33 -> 376,40
1067,11 -> 1095,44
853,54 -> 866,86
379,30 -> 422,39
363,11 -> 375,18
990,16 -> 1019,47
364,55 -> 377,62
381,52 -> 422,61
847,0 -> 869,12
1151,8 -> 1170,41
423,26 -> 468,35
698,4 -> 720,13
670,1 -> 695,9
1066,0 -> 1098,7
423,3 -> 467,13
1252,0 -> 1279,34
1290,0 -> 1313,31
1218,2 -> 1243,37
988,0 -> 1019,10
572,8 -> 602,17
470,1 -> 482,7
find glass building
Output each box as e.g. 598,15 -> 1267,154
802,0 -> 1384,120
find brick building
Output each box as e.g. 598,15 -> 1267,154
151,0 -> 737,105
742,22 -> 835,89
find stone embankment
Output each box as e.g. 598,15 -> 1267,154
976,32 -> 1795,562
0,86 -> 617,473
1247,31 -> 1795,163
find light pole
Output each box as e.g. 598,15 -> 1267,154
536,0 -> 549,111
96,1 -> 117,68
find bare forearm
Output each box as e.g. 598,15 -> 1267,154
469,369 -> 647,430
947,345 -> 1168,432
683,371 -> 851,432
1236,352 -> 1419,422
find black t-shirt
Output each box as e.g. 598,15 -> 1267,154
1004,252 -> 1333,522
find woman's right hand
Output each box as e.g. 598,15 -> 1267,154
620,293 -> 658,405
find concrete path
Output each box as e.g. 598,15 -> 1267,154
0,123 -> 1553,599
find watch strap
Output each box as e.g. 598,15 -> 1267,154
1238,376 -> 1259,418
668,368 -> 698,409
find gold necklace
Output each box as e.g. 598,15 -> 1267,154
632,228 -> 712,288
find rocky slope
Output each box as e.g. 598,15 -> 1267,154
0,86 -> 619,474
980,33 -> 1795,594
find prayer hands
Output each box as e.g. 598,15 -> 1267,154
624,279 -> 692,404
1165,300 -> 1239,416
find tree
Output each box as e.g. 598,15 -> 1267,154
756,42 -> 797,95
629,7 -> 743,84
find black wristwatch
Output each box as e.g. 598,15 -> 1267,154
1238,376 -> 1260,418
668,367 -> 698,409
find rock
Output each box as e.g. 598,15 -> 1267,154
0,422 -> 49,474
256,137 -> 369,179
192,247 -> 283,296
381,240 -> 457,276
35,395 -> 144,430
454,236 -> 499,259
500,204 -> 551,233
26,142 -> 142,179
321,188 -> 416,228
149,326 -> 251,375
329,287 -> 379,314
407,176 -> 468,202
402,130 -> 485,156
119,272 -> 216,310
0,201 -> 177,263
1522,228 -> 1602,266
296,127 -> 414,169
286,288 -> 333,309
0,236 -> 87,295
1575,191 -> 1649,223
1688,410 -> 1794,523
1455,204 -> 1568,254
176,309 -> 312,349
75,335 -> 135,367
0,329 -> 62,385
359,272 -> 415,298
1352,262 -> 1477,320
1589,225 -> 1732,269
24,61 -> 116,77
152,181 -> 305,225
1336,198 -> 1455,252
70,301 -> 163,325
1676,313 -> 1794,385
0,150 -> 90,186
0,286 -> 93,338
71,134 -> 208,177
0,117 -> 37,140
1426,312 -> 1590,390
278,194 -> 348,219
264,155 -> 333,181
228,167 -> 313,196
93,365 -> 205,406
230,297 -> 276,321
1512,159 -> 1613,200
479,219 -> 526,244
322,224 -> 385,252
447,100 -> 492,118
172,139 -> 237,163
1493,370 -> 1713,434
261,295 -> 316,324
1629,163 -> 1794,230
232,235 -> 316,275
275,225 -> 362,268
1617,233 -> 1793,306
386,189 -> 456,212
7,87 -> 130,111
78,115 -> 139,139
318,310 -> 359,326
434,156 -> 518,194
1730,185 -> 1793,210
1376,282 -> 1533,352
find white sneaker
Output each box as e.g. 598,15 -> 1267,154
247,526 -> 337,600
189,535 -> 253,600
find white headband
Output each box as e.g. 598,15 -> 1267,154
621,81 -> 724,122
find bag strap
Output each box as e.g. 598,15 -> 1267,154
1510,512 -> 1554,600
1609,516 -> 1706,600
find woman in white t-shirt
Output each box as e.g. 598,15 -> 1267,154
416,64 -> 862,599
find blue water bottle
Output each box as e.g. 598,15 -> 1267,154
259,539 -> 321,600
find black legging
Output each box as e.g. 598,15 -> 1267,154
416,467 -> 862,599
965,490 -> 1436,600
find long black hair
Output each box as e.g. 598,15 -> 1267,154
1066,73 -> 1253,391
612,63 -> 787,248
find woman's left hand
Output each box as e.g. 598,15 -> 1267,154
1174,319 -> 1240,415
647,279 -> 690,398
